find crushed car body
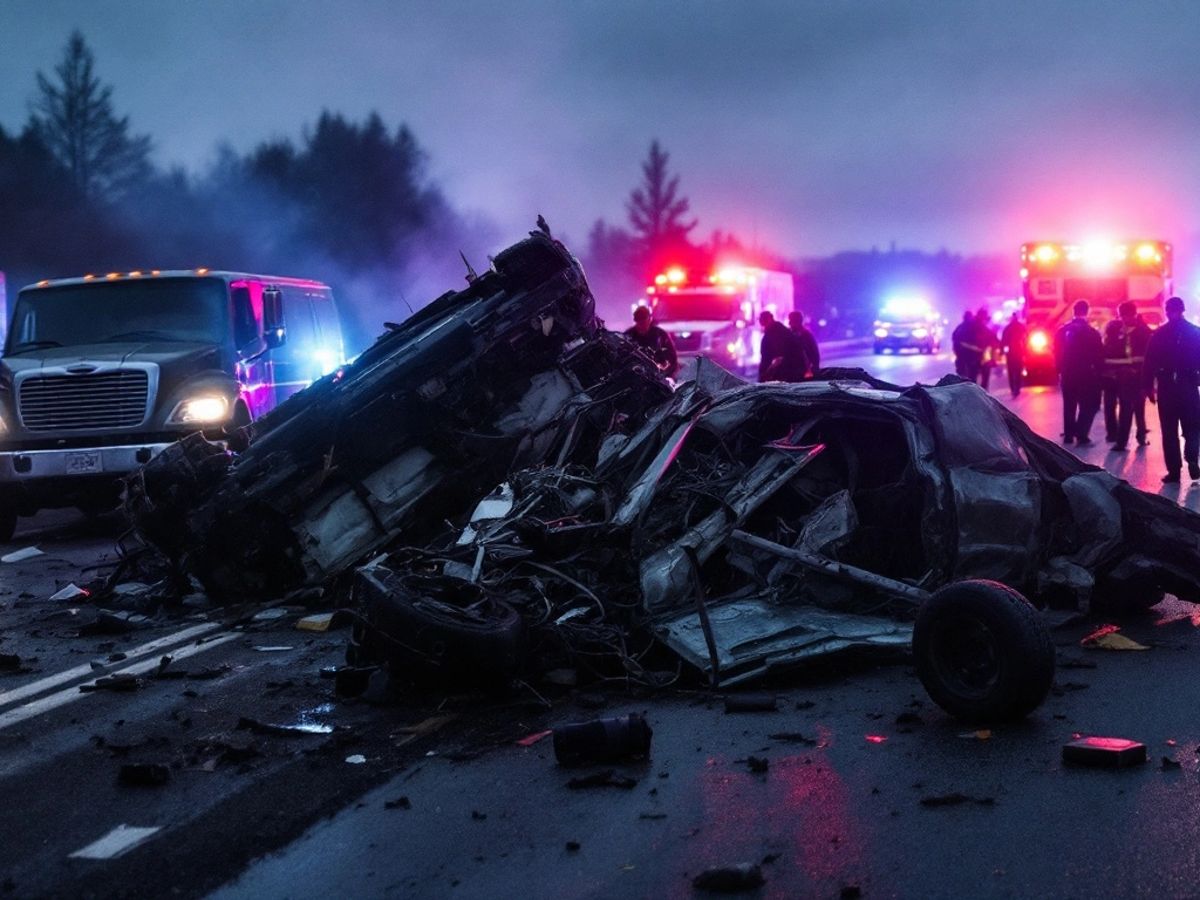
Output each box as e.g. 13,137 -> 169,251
127,226 -> 1200,722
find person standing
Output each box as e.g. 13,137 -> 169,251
787,310 -> 821,376
1054,300 -> 1104,446
952,311 -> 982,382
624,305 -> 679,378
1001,313 -> 1027,398
1143,296 -> 1200,483
1101,319 -> 1123,442
1103,302 -> 1152,451
973,308 -> 999,390
758,310 -> 809,382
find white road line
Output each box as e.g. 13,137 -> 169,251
0,631 -> 240,732
0,621 -> 223,712
69,824 -> 161,860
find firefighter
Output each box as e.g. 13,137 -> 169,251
1143,296 -> 1200,483
625,305 -> 679,378
1054,300 -> 1104,446
973,307 -> 999,390
1001,313 -> 1027,398
1103,302 -> 1152,452
787,310 -> 821,376
758,310 -> 809,382
952,311 -> 982,381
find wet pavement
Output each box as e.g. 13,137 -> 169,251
6,345 -> 1200,898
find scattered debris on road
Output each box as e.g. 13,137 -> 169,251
552,713 -> 652,765
692,862 -> 766,893
565,770 -> 639,790
1,546 -> 44,563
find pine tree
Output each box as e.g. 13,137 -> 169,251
30,30 -> 152,202
625,141 -> 696,250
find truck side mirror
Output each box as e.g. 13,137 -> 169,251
263,287 -> 286,349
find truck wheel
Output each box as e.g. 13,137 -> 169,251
353,568 -> 525,685
913,580 -> 1054,723
0,506 -> 15,543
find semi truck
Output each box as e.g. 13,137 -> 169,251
0,269 -> 344,540
1019,239 -> 1171,383
640,264 -> 794,373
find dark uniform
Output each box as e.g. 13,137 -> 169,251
1001,318 -> 1027,397
1054,317 -> 1104,443
624,323 -> 679,378
952,317 -> 982,381
758,320 -> 809,382
1143,316 -> 1200,478
790,322 -> 820,374
1102,316 -> 1151,449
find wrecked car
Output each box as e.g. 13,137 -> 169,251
126,224 -> 1200,724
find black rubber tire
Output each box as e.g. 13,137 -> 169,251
913,579 -> 1055,723
0,505 -> 15,543
354,568 -> 525,684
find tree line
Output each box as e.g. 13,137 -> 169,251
0,31 -> 1008,347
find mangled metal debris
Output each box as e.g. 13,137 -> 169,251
126,224 -> 1200,723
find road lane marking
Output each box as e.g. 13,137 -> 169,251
0,622 -> 223,712
0,632 -> 240,732
69,825 -> 161,860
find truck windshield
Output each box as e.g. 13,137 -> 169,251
5,278 -> 229,353
653,290 -> 736,322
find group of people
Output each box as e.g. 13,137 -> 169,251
951,308 -> 1028,397
1055,296 -> 1200,483
622,305 -> 821,384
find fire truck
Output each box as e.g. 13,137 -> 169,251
641,265 -> 794,373
1019,239 -> 1172,383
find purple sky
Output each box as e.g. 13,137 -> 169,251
2,1 -> 1200,264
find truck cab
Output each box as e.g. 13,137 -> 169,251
0,269 -> 343,540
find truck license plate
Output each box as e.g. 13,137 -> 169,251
65,451 -> 102,475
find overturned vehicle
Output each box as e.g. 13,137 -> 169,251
127,225 -> 1200,723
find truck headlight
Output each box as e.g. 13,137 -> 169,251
912,327 -> 929,338
874,328 -> 889,338
168,395 -> 230,425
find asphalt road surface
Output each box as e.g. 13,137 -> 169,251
3,346 -> 1200,899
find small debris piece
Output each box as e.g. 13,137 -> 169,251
0,654 -> 21,671
692,863 -> 765,893
1,546 -> 44,564
840,886 -> 863,899
865,734 -> 888,744
252,646 -> 294,652
920,793 -> 995,807
565,840 -> 581,852
566,770 -> 638,790
1062,736 -> 1147,767
80,673 -> 141,693
895,712 -> 923,725
1057,656 -> 1098,670
236,716 -> 333,737
69,825 -> 160,860
345,754 -> 367,765
1161,756 -> 1182,771
471,810 -> 487,820
384,796 -> 412,810
957,730 -> 992,741
517,729 -> 553,747
761,853 -> 781,864
746,756 -> 769,773
553,713 -> 652,765
768,732 -> 817,746
252,608 -> 290,622
639,812 -> 667,820
296,612 -> 334,632
49,583 -> 89,601
118,763 -> 170,787
723,694 -> 777,713
1085,632 -> 1150,651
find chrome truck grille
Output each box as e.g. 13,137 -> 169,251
18,370 -> 149,432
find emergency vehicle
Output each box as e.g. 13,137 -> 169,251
640,265 -> 794,373
1019,239 -> 1171,383
0,269 -> 344,540
873,296 -> 943,354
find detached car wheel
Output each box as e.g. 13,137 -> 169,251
352,567 -> 526,685
913,579 -> 1054,723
